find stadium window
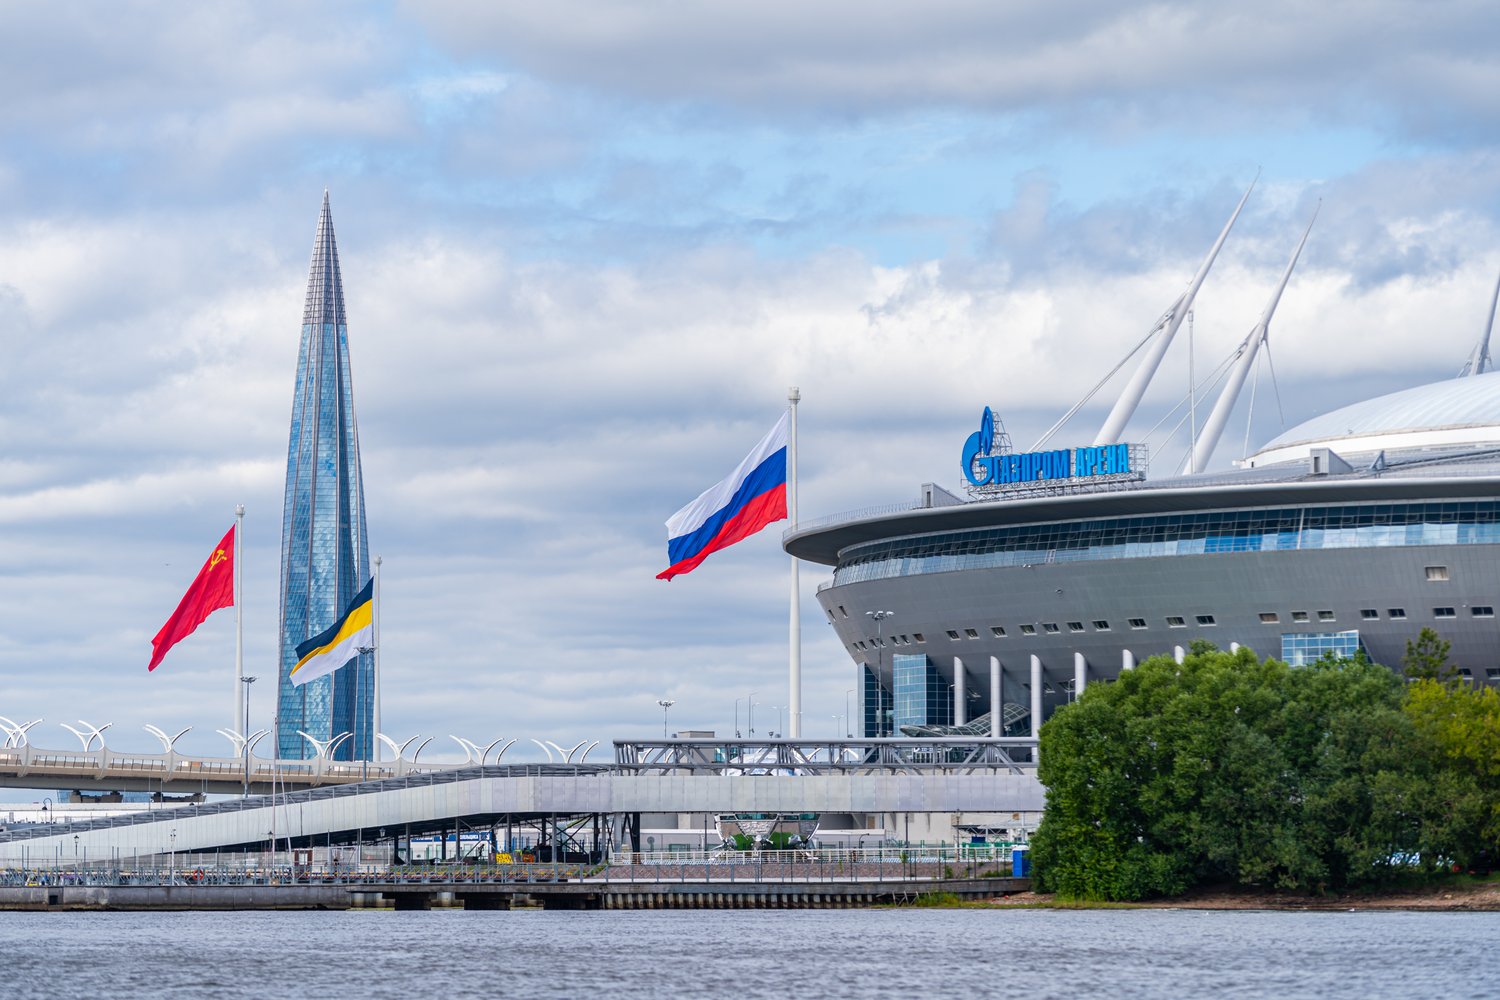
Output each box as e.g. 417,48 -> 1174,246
838,605 -> 849,617
1166,616 -> 1186,628
913,633 -> 925,643
1128,618 -> 1148,629
1259,612 -> 1280,624
1360,609 -> 1379,620
1196,614 -> 1216,626
1317,610 -> 1336,622
946,629 -> 962,640
1426,566 -> 1450,582
990,626 -> 1007,638
1388,608 -> 1407,620
825,610 -> 836,624
1473,607 -> 1495,618
1292,610 -> 1310,623
1019,624 -> 1037,635
1461,668 -> 1474,681
1066,622 -> 1085,633
1092,620 -> 1110,631
1488,668 -> 1500,683
1434,607 -> 1456,619
1042,623 -> 1060,634
964,628 -> 979,639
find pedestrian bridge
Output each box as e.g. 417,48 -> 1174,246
0,739 -> 1043,866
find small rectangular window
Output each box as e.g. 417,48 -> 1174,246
1460,668 -> 1474,680
1426,566 -> 1450,582
1066,621 -> 1085,633
946,629 -> 962,640
1196,614 -> 1216,626
964,628 -> 979,639
1487,668 -> 1500,682
990,626 -> 1007,638
913,632 -> 925,643
1128,618 -> 1147,629
1292,611 -> 1310,623
1473,607 -> 1495,618
1166,616 -> 1186,628
1019,624 -> 1037,635
1434,607 -> 1456,619
1042,623 -> 1060,634
1092,620 -> 1110,631
1317,610 -> 1336,622
1259,612 -> 1280,624
1388,608 -> 1407,620
1360,609 -> 1379,620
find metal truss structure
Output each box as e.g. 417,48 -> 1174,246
612,737 -> 1038,776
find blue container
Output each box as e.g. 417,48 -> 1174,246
1011,847 -> 1029,878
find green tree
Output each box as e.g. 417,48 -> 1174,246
1402,627 -> 1456,682
1403,678 -> 1500,864
1031,647 -> 1440,900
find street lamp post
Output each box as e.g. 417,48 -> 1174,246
866,611 -> 894,736
241,675 -> 257,798
845,688 -> 853,738
734,697 -> 742,738
748,691 -> 758,735
169,828 -> 177,883
656,699 -> 675,739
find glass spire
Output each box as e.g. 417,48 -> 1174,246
276,191 -> 372,761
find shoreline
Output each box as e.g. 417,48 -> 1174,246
986,878 -> 1500,912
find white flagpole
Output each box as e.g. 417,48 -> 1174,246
373,554 -> 382,760
234,504 -> 245,737
788,387 -> 801,739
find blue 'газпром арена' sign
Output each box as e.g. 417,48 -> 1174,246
961,406 -> 1132,488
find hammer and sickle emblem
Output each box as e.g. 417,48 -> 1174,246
210,548 -> 228,570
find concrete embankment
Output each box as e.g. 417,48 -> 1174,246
0,877 -> 1030,911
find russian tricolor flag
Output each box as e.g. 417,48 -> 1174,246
657,412 -> 789,581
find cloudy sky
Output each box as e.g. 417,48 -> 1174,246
2,1 -> 1499,770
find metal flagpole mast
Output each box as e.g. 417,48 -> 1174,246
234,504 -> 245,736
373,554 -> 382,760
788,387 -> 802,739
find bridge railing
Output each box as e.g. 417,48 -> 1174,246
0,763 -> 615,846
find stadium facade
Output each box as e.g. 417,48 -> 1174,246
785,192 -> 1500,741
276,193 -> 373,761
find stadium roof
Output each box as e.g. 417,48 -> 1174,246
1247,370 -> 1500,466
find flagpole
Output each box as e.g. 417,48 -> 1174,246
788,387 -> 801,739
234,504 -> 245,737
373,554 -> 382,760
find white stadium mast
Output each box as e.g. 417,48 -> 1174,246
1189,202 -> 1319,473
1459,267 -> 1500,378
1093,174 -> 1258,447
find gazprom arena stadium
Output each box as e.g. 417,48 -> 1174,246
785,191 -> 1500,741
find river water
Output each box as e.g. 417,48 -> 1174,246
3,907 -> 1496,998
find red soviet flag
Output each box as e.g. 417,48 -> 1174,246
148,525 -> 236,672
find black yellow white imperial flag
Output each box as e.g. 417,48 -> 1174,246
290,579 -> 373,686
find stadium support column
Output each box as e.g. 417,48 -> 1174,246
989,656 -> 1001,738
953,657 -> 966,726
1074,652 -> 1087,699
1029,655 -> 1042,740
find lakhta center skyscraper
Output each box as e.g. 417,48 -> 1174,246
277,192 -> 372,761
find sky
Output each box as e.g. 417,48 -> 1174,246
3,0 -> 1500,769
